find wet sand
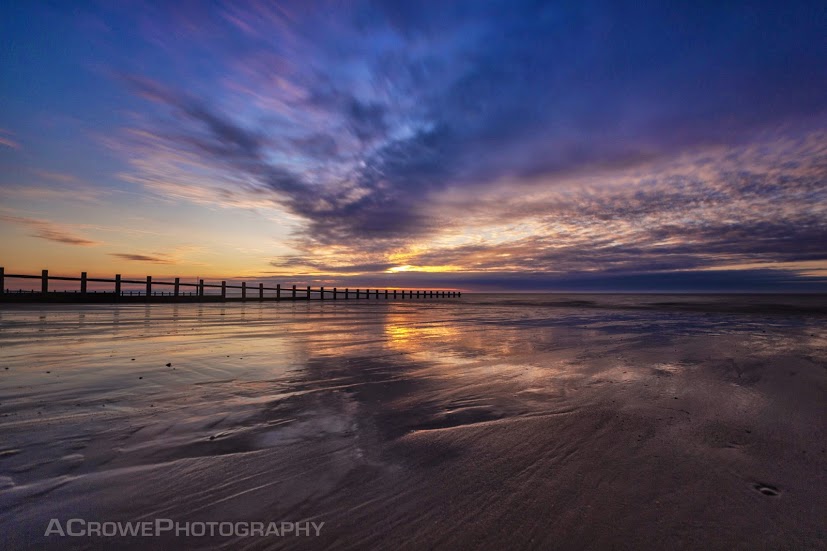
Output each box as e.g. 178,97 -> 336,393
0,295 -> 825,549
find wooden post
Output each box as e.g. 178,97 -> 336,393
221,281 -> 226,300
80,272 -> 87,294
393,289 -> 397,299
146,276 -> 152,297
199,279 -> 204,297
259,283 -> 264,299
292,285 -> 296,299
333,287 -> 337,300
276,284 -> 281,300
242,281 -> 247,300
306,285 -> 311,300
385,289 -> 388,299
0,266 -> 4,295
174,277 -> 180,297
375,289 -> 379,299
115,274 -> 121,296
41,269 -> 49,294
320,286 -> 325,300
345,288 -> 349,299
356,289 -> 360,299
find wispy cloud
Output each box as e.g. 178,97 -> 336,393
0,129 -> 20,150
109,253 -> 174,264
0,214 -> 100,246
10,1 -> 825,289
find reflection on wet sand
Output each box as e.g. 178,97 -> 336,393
0,295 -> 825,549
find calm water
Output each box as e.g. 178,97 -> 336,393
0,295 -> 825,549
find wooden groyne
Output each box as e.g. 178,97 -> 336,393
0,268 -> 461,303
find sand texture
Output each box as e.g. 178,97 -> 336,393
0,295 -> 825,549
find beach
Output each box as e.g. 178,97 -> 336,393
0,295 -> 825,549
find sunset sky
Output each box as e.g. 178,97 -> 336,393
1,1 -> 826,291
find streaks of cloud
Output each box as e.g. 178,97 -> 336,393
0,214 -> 100,246
109,253 -> 174,264
0,129 -> 20,149
95,0 -> 827,285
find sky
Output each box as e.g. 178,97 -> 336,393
1,0 -> 826,292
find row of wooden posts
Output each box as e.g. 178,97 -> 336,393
0,268 -> 461,300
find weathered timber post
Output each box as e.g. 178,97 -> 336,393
80,272 -> 87,294
174,277 -> 180,297
115,274 -> 121,296
385,289 -> 388,299
276,284 -> 281,300
292,285 -> 296,299
146,276 -> 152,298
320,286 -> 325,300
42,269 -> 49,294
221,281 -> 227,300
345,288 -> 349,299
333,287 -> 337,300
430,290 -> 433,298
375,289 -> 379,299
393,289 -> 397,299
242,281 -> 247,301
306,285 -> 311,300
259,283 -> 264,299
356,289 -> 360,299
199,279 -> 204,298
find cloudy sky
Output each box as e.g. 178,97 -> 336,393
1,0 -> 826,291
